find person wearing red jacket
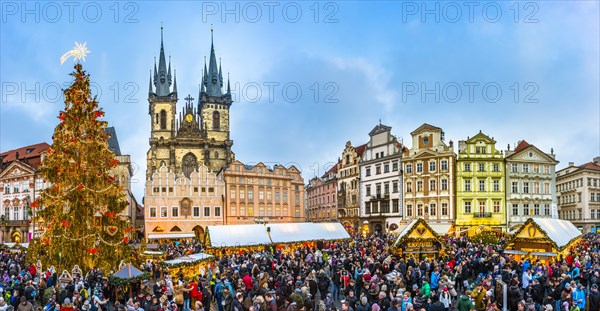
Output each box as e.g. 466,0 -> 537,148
243,273 -> 253,292
189,279 -> 199,307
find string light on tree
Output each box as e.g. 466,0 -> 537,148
27,42 -> 131,273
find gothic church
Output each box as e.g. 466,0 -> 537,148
146,28 -> 234,180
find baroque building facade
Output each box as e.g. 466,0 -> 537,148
359,123 -> 406,235
306,164 -> 338,222
505,140 -> 559,229
223,160 -> 305,225
336,141 -> 365,232
402,124 -> 455,227
0,143 -> 50,243
455,131 -> 506,233
556,157 -> 600,232
146,28 -> 233,180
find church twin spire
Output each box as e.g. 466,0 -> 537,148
149,25 -> 229,100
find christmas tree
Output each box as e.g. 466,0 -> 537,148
27,49 -> 132,273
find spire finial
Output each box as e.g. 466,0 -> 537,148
227,72 -> 231,94
211,24 -> 214,47
160,22 -> 164,43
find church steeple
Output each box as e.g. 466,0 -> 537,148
203,27 -> 224,97
154,24 -> 173,97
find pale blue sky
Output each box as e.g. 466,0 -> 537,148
1,1 -> 599,201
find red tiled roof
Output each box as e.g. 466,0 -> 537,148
355,144 -> 367,157
513,140 -> 531,153
321,162 -> 338,178
0,143 -> 50,167
579,162 -> 600,171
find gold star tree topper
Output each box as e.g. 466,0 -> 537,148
60,42 -> 91,65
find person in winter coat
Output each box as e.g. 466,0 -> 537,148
421,280 -> 431,300
17,297 -> 34,311
589,284 -> 600,311
572,284 -> 586,311
356,297 -> 370,311
508,280 -> 522,311
438,288 -> 451,311
0,298 -> 10,311
222,288 -> 234,311
457,291 -> 474,311
471,284 -> 486,311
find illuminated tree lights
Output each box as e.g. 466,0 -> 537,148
26,63 -> 132,273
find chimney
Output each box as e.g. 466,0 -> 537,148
568,162 -> 575,167
594,156 -> 600,165
458,140 -> 467,153
15,151 -> 19,160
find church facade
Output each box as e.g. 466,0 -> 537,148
146,28 -> 234,180
144,28 -> 234,239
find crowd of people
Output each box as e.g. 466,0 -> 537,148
2,233 -> 600,311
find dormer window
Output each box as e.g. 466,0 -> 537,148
26,148 -> 34,154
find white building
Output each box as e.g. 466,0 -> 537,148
556,157 -> 600,233
359,123 -> 406,235
505,140 -> 559,229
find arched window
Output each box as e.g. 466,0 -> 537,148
212,111 -> 220,130
182,153 -> 198,178
160,110 -> 167,130
155,113 -> 159,124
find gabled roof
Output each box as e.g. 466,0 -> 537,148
466,131 -> 496,144
0,142 -> 50,164
508,218 -> 581,251
410,123 -> 442,136
505,140 -> 558,163
0,160 -> 36,179
369,123 -> 392,136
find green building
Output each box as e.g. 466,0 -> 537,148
456,131 -> 506,234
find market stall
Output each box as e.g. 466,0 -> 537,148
393,218 -> 446,259
159,252 -> 215,277
205,224 -> 272,255
504,218 -> 582,262
269,222 -> 351,253
205,222 -> 351,255
109,263 -> 150,299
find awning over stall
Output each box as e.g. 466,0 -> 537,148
269,223 -> 350,244
206,222 -> 351,249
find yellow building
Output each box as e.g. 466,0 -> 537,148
456,131 -> 506,234
144,163 -> 225,240
402,124 -> 455,226
223,160 -> 305,225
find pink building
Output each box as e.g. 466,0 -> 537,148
306,164 -> 338,222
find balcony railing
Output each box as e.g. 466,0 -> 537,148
473,212 -> 492,218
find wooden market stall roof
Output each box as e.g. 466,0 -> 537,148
393,218 -> 446,248
507,218 -> 582,252
206,222 -> 351,249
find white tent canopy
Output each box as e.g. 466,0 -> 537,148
206,222 -> 350,248
207,224 -> 272,248
269,223 -> 350,244
529,218 -> 581,249
162,252 -> 214,266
